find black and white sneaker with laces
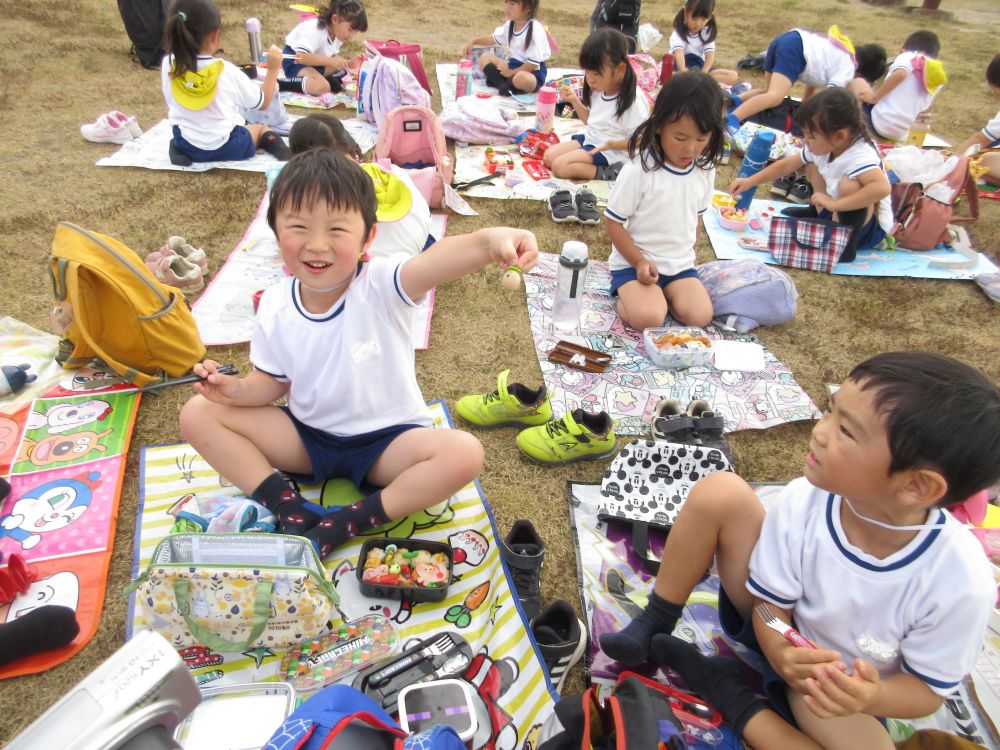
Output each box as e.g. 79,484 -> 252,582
530,600 -> 586,694
549,189 -> 578,223
575,188 -> 601,225
770,171 -> 796,198
499,519 -> 545,620
787,176 -> 814,204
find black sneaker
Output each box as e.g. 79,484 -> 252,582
530,600 -> 586,694
499,519 -> 545,619
787,177 -> 813,204
549,189 -> 578,223
575,189 -> 601,225
771,171 -> 796,198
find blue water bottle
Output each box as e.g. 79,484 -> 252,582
734,130 -> 775,211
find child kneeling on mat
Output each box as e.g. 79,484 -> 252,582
179,149 -> 538,558
601,351 -> 1000,749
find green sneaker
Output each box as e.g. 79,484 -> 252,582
456,369 -> 553,428
516,409 -> 618,465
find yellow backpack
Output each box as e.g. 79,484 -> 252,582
49,222 -> 206,387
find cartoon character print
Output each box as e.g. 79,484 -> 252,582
26,399 -> 113,435
17,428 -> 113,468
449,529 -> 488,570
318,478 -> 455,540
0,414 -> 21,470
0,472 -> 101,550
1,570 -> 80,623
461,651 -> 520,750
330,558 -> 412,625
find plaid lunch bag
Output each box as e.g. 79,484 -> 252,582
768,215 -> 853,273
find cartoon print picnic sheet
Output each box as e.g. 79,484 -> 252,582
436,63 -> 582,111
525,254 -> 821,437
97,118 -> 379,173
569,481 -> 1000,748
0,376 -> 140,679
127,400 -> 558,750
190,192 -> 444,348
0,317 -> 66,416
705,197 -> 998,279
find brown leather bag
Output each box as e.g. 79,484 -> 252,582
890,156 -> 979,250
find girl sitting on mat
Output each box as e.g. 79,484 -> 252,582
669,0 -> 737,87
461,0 -> 550,95
162,0 -> 289,165
280,0 -> 368,96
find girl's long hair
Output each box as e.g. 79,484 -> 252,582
507,0 -> 539,49
628,71 -> 724,171
794,87 -> 876,154
164,0 -> 221,78
673,0 -> 717,44
579,28 -> 637,119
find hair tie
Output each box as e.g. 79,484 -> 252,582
178,10 -> 187,22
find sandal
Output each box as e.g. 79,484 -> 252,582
687,400 -> 735,467
650,399 -> 700,445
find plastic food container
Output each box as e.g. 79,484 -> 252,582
643,327 -> 714,369
357,537 -> 453,602
717,207 -> 750,232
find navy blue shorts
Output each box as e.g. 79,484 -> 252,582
860,102 -> 890,141
280,406 -> 423,491
570,134 -> 610,167
609,266 -> 699,296
764,31 -> 806,84
507,58 -> 546,92
282,45 -> 319,80
675,53 -> 712,72
171,125 -> 256,162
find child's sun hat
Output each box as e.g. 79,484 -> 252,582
171,60 -> 224,110
360,163 -> 413,222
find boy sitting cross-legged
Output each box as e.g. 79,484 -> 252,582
601,352 -> 1000,750
179,149 -> 538,557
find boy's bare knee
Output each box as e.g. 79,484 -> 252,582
688,472 -> 756,518
178,394 -> 212,440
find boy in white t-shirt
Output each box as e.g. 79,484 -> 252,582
956,53 -> 1000,187
179,150 -> 538,557
280,0 -> 367,96
849,31 -> 945,142
601,351 -> 999,749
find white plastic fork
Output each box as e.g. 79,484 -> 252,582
754,602 -> 817,649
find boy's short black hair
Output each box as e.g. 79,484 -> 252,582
847,352 -> 1000,506
267,150 -> 377,238
855,44 -> 887,85
988,53 -> 1000,89
902,30 -> 940,58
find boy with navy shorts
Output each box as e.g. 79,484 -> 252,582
180,150 -> 538,557
601,352 -> 999,749
956,54 -> 1000,187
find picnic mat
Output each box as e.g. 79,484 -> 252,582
97,119 -> 379,173
126,400 -> 558,749
436,63 -> 581,111
0,317 -> 67,416
569,480 -> 1000,748
0,385 -> 140,679
525,253 -> 821,437
705,196 -> 998,279
191,191 -> 444,348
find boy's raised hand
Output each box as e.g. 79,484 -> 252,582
802,658 -> 881,718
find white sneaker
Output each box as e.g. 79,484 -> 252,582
109,111 -> 143,139
80,112 -> 133,145
167,236 -> 209,276
154,255 -> 205,294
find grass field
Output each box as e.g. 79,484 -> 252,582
0,0 -> 998,742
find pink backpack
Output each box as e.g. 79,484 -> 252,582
364,39 -> 432,95
375,105 -> 453,208
357,56 -> 431,129
890,156 -> 979,250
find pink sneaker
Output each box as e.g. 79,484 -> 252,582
109,111 -> 143,139
153,255 -> 205,293
80,112 -> 134,145
167,236 -> 208,276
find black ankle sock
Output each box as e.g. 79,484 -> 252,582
781,204 -> 818,219
260,131 -> 291,161
599,591 -> 684,666
278,77 -> 306,93
832,206 -> 868,263
305,490 -> 390,558
324,72 -> 345,92
483,62 -> 510,92
168,141 -> 193,167
0,606 -> 79,666
251,472 -> 320,536
650,634 -> 767,735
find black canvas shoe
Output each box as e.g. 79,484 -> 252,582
770,171 -> 796,197
787,177 -> 814,204
499,519 -> 545,619
530,600 -> 586,694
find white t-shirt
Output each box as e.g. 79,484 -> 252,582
285,18 -> 343,57
747,478 -> 994,696
794,29 -> 855,89
605,156 -> 714,276
251,256 -> 433,436
669,28 -> 715,60
871,52 -> 938,141
800,138 -> 893,232
491,19 -> 551,66
369,165 -> 432,258
162,55 -> 263,150
983,111 -> 1000,146
582,90 -> 651,165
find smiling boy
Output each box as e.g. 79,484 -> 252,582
601,352 -> 1000,750
179,150 -> 538,557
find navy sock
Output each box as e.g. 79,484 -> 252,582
278,77 -> 306,93
650,634 -> 767,736
260,131 -> 291,161
168,141 -> 192,167
599,591 -> 684,666
305,490 -> 390,558
251,472 -> 320,536
0,606 -> 79,666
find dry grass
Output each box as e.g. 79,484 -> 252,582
1,0 -> 999,741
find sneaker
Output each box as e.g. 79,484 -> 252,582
167,236 -> 209,276
516,409 -> 617,465
530,600 -> 585,694
499,519 -> 545,620
787,177 -> 813,204
687,400 -> 735,466
575,189 -> 601,225
771,171 -> 797,198
549,189 -> 577,223
109,111 -> 143,139
153,255 -> 205,293
80,112 -> 134,145
456,369 -> 552,428
651,398 -> 699,444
